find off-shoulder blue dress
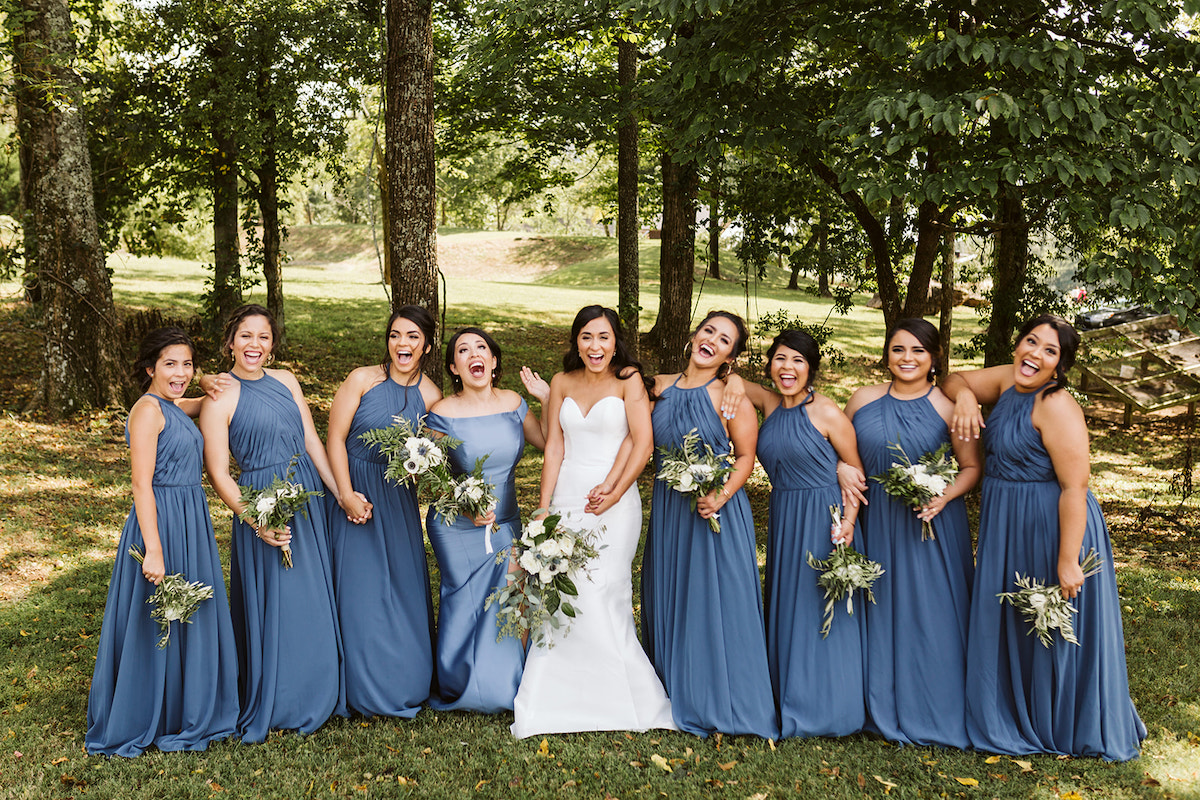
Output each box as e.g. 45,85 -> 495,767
642,378 -> 779,739
227,373 -> 345,742
758,400 -> 866,739
425,400 -> 527,713
852,386 -> 972,748
966,385 -> 1145,760
331,378 -> 434,717
86,395 -> 238,757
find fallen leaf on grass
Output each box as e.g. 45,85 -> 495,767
874,775 -> 899,793
13,751 -> 22,758
768,738 -> 776,751
953,777 -> 979,786
206,779 -> 223,792
1012,759 -> 1034,772
474,779 -> 490,791
989,773 -> 1008,781
396,776 -> 416,786
717,761 -> 737,771
561,779 -> 577,788
1141,775 -> 1161,786
52,757 -> 68,765
984,755 -> 1001,764
421,747 -> 432,755
60,775 -> 85,788
1061,792 -> 1084,800
629,761 -> 644,768
749,794 -> 768,800
857,773 -> 866,789
650,754 -> 672,772
537,739 -> 552,758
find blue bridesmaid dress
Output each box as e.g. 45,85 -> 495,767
966,385 -> 1145,760
330,379 -> 434,717
852,387 -> 972,748
425,400 -> 527,713
227,373 -> 346,742
642,378 -> 779,739
758,400 -> 866,739
86,396 -> 238,756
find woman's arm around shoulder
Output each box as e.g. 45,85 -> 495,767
810,392 -> 864,541
941,364 -> 1013,441
696,395 -> 757,522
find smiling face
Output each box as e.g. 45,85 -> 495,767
769,345 -> 811,399
388,316 -> 428,378
689,316 -> 740,370
576,316 -> 616,374
886,328 -> 934,386
450,332 -> 497,389
147,344 -> 194,400
1012,323 -> 1062,390
230,314 -> 274,375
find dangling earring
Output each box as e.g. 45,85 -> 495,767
265,352 -> 275,366
683,342 -> 692,360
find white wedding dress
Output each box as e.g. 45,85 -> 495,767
511,395 -> 676,738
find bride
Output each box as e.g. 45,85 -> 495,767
511,306 -> 675,738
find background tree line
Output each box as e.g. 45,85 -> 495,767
3,0 -> 1198,417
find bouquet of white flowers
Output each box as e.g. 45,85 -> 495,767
359,414 -> 460,493
237,456 -> 323,568
806,506 -> 885,637
128,546 -> 215,649
485,513 -> 601,649
656,428 -> 736,532
996,549 -> 1104,647
871,439 -> 959,541
430,458 -> 502,550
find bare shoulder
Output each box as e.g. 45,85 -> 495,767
807,391 -> 847,422
495,388 -> 526,412
926,385 -> 956,416
845,382 -> 888,413
266,367 -> 301,393
129,394 -> 166,428
653,372 -> 679,394
1035,386 -> 1085,425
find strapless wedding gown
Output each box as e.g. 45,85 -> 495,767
511,395 -> 676,738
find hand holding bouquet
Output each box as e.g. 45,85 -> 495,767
359,414 -> 460,491
656,428 -> 736,532
237,456 -> 323,568
806,506 -> 885,637
485,512 -> 601,649
128,546 -> 214,648
871,439 -> 959,541
997,549 -> 1104,647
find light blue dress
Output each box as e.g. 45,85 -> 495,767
758,400 -> 866,739
966,385 -> 1145,760
86,395 -> 238,757
642,378 -> 779,739
852,386 -> 972,748
330,378 -> 434,717
227,373 -> 346,742
425,400 -> 527,713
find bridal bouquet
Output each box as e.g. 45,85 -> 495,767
128,546 -> 214,649
997,549 -> 1104,647
806,506 -> 885,638
359,414 -> 460,493
871,439 -> 959,541
656,428 -> 736,532
486,512 -> 601,649
238,456 -> 323,568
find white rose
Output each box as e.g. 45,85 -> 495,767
518,551 -> 541,574
676,472 -> 696,493
1028,592 -> 1048,611
558,537 -> 575,558
404,436 -> 423,455
256,496 -> 278,516
537,539 -> 563,559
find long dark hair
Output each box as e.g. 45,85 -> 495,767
688,310 -> 749,379
382,305 -> 436,379
221,304 -> 279,365
1015,314 -> 1080,396
444,327 -> 503,393
562,305 -> 649,389
885,318 -> 942,383
765,329 -> 821,399
133,327 -> 195,393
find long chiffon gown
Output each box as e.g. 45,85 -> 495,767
426,400 -> 527,713
330,379 -> 434,717
227,373 -> 345,742
853,386 -> 973,748
86,396 -> 239,757
511,396 -> 676,738
758,400 -> 866,739
966,385 -> 1145,761
642,378 -> 779,739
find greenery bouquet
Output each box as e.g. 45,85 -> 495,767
871,439 -> 959,541
655,427 -> 736,532
997,549 -> 1105,647
127,545 -> 215,649
237,456 -> 323,568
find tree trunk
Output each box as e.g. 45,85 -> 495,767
385,0 -> 441,384
617,34 -> 640,360
816,210 -> 830,296
210,124 -> 241,337
985,183 -> 1030,367
786,229 -> 817,291
646,149 -> 698,373
902,200 -> 944,319
14,104 -> 39,304
15,0 -> 124,417
254,72 -> 287,351
938,228 -> 955,378
707,193 -> 721,280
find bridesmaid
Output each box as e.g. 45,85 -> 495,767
200,304 -> 346,742
843,318 -> 979,748
87,328 -> 238,756
744,330 -> 868,739
943,314 -> 1145,760
642,311 -> 779,739
326,306 -> 442,718
426,327 -> 546,713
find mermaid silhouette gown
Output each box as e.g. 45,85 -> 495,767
227,373 -> 345,742
641,378 -> 779,739
426,400 -> 528,713
511,395 -> 675,738
87,395 -> 239,757
758,400 -> 866,739
852,387 -> 973,748
330,379 -> 434,717
966,385 -> 1145,760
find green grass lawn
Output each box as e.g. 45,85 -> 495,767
1,231 -> 1198,799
